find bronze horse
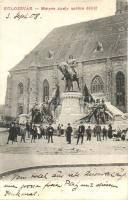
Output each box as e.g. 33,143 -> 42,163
58,65 -> 80,92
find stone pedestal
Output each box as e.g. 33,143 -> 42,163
57,92 -> 84,125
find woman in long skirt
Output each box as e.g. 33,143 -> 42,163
108,124 -> 113,139
7,123 -> 16,144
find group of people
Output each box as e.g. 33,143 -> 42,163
76,122 -> 128,144
64,122 -> 128,144
6,120 -> 128,145
7,121 -> 55,144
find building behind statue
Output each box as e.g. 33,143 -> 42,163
5,0 -> 128,118
0,105 -> 5,121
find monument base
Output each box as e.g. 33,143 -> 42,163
57,92 -> 84,125
18,114 -> 30,124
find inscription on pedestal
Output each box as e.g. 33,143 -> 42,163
58,92 -> 84,125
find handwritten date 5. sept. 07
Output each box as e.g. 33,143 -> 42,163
6,12 -> 41,20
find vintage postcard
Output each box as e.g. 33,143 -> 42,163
0,0 -> 128,199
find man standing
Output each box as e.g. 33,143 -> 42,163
15,123 -> 19,142
47,123 -> 54,143
95,124 -> 102,141
57,124 -> 61,136
66,123 -> 73,144
26,120 -> 30,138
77,121 -> 85,144
86,126 -> 92,141
102,126 -> 107,140
31,124 -> 37,143
40,124 -> 45,139
60,124 -> 64,136
93,125 -> 97,137
45,125 -> 48,139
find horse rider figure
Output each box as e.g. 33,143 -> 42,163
67,55 -> 78,81
58,55 -> 80,92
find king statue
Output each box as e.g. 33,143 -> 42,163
58,55 -> 80,92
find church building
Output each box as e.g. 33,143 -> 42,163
5,0 -> 128,118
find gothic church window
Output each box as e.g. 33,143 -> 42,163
17,83 -> 24,115
91,76 -> 104,93
17,82 -> 24,97
43,79 -> 49,102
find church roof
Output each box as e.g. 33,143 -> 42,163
10,13 -> 128,72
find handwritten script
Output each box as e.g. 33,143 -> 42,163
0,167 -> 127,199
6,12 -> 41,20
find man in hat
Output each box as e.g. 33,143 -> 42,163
95,123 -> 102,141
66,123 -> 73,144
86,126 -> 92,141
77,121 -> 85,144
47,123 -> 54,143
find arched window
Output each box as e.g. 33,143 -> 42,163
91,76 -> 104,93
43,80 -> 49,102
116,71 -> 125,107
17,82 -> 24,97
17,83 -> 24,115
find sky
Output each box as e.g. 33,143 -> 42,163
0,0 -> 116,104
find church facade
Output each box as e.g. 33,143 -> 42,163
5,0 -> 128,118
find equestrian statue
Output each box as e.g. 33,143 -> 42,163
58,55 -> 80,92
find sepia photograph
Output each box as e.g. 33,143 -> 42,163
0,0 -> 128,199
